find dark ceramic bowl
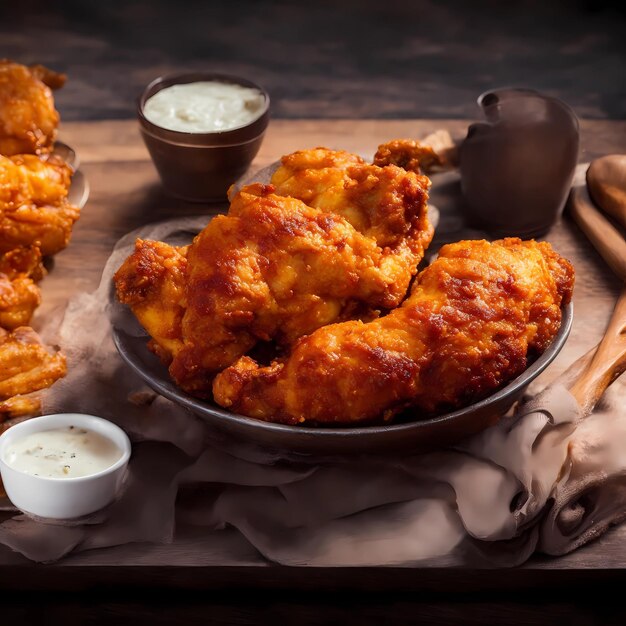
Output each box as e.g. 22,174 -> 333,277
111,294 -> 572,462
137,72 -> 270,202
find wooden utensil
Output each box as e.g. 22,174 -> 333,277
568,288 -> 626,415
568,184 -> 626,281
568,157 -> 626,414
587,155 -> 626,230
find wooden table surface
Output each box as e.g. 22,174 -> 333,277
1,118 -> 625,622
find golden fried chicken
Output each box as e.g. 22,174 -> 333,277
271,148 -> 432,248
213,238 -> 575,425
0,326 -> 66,401
0,245 -> 44,279
0,246 -> 44,329
0,60 -> 66,156
114,239 -> 188,363
373,139 -> 444,174
115,178 -> 432,395
0,394 -> 41,419
0,153 -> 80,255
0,273 -> 40,330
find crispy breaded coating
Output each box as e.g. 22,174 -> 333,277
115,174 -> 432,396
373,139 -> 444,174
0,327 -> 66,401
0,246 -> 43,330
0,60 -> 65,156
0,394 -> 41,419
0,154 -> 80,255
213,239 -> 574,425
271,147 -> 432,248
114,239 -> 188,364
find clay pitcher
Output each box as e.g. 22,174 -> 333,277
460,88 -> 579,238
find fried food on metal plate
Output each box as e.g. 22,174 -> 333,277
271,147 -> 433,248
373,139 -> 445,174
0,246 -> 44,330
114,239 -> 188,364
116,176 -> 432,396
0,273 -> 41,330
0,245 -> 45,280
0,60 -> 66,156
213,239 -> 574,425
0,62 -> 71,425
0,153 -> 80,255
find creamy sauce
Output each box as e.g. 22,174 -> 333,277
4,426 -> 123,479
143,81 -> 265,133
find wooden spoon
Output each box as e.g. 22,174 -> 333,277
587,155 -> 626,230
567,157 -> 626,414
568,288 -> 626,415
568,184 -> 626,282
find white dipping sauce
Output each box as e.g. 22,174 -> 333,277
143,81 -> 265,133
4,426 -> 123,479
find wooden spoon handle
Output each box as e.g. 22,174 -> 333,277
568,287 -> 626,415
566,158 -> 626,414
587,155 -> 626,230
568,185 -> 626,282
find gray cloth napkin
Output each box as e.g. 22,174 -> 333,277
0,218 -> 624,565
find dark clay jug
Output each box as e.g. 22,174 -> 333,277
459,88 -> 579,238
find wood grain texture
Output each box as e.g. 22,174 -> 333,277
569,184 -> 626,281
588,155 -> 626,229
569,288 -> 626,414
0,120 -> 625,598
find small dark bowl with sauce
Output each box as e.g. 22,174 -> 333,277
137,72 -> 270,202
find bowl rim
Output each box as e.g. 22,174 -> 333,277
0,413 -> 131,483
112,301 -> 573,440
137,71 -> 270,146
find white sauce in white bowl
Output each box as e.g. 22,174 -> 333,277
4,426 -> 123,479
0,413 -> 131,519
143,81 -> 266,133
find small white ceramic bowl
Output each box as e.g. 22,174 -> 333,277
0,413 -> 131,520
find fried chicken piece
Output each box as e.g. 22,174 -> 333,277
0,327 -> 66,401
373,139 -> 444,174
177,182 -> 430,394
271,148 -> 432,248
115,179 -> 432,396
0,245 -> 45,280
0,60 -> 66,156
213,238 -> 575,425
0,394 -> 41,419
28,64 -> 67,91
0,246 -> 44,329
114,239 -> 188,363
0,153 -> 80,255
0,274 -> 41,330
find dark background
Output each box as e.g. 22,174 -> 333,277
1,0 -> 625,121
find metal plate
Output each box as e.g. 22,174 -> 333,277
111,295 -> 572,461
53,141 -> 90,209
111,159 -> 571,460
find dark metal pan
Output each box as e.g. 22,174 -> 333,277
111,299 -> 572,462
